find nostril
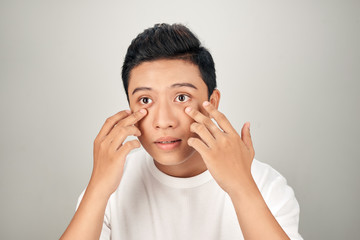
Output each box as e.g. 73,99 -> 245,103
155,124 -> 173,129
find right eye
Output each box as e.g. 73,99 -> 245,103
139,97 -> 152,105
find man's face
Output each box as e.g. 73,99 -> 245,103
128,59 -> 216,166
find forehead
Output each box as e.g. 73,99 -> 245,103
128,59 -> 207,92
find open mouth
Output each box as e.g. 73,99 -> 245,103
155,140 -> 181,144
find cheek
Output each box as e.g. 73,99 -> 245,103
136,117 -> 148,132
186,98 -> 202,111
130,104 -> 142,113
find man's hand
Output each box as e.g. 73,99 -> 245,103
186,102 -> 290,239
60,109 -> 147,240
89,109 -> 147,198
185,101 -> 255,195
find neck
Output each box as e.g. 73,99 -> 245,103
154,151 -> 207,178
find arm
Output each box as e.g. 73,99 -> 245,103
185,101 -> 290,240
60,109 -> 147,240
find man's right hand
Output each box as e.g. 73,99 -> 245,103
59,109 -> 147,240
88,109 -> 147,198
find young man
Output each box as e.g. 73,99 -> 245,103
60,23 -> 302,240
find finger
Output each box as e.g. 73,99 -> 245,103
187,137 -> 209,156
241,122 -> 255,159
108,126 -> 141,150
116,139 -> 141,158
202,101 -> 236,133
190,123 -> 215,148
97,110 -> 131,138
120,109 -> 147,127
185,107 -> 222,138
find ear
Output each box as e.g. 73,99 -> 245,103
209,89 -> 221,109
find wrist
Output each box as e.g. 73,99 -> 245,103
86,179 -> 113,202
227,176 -> 260,202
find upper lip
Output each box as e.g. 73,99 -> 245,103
154,136 -> 181,143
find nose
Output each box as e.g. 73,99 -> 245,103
152,101 -> 178,129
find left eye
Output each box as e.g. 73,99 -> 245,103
175,94 -> 190,102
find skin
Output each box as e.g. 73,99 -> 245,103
60,59 -> 290,240
127,59 -> 219,177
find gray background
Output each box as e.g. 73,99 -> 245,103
1,0 -> 359,239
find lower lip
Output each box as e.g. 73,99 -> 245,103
155,140 -> 182,151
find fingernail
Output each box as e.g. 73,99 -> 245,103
185,107 -> 192,113
140,109 -> 146,114
203,101 -> 210,107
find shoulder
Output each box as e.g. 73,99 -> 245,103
251,159 -> 298,210
251,158 -> 300,216
251,159 -> 287,190
251,159 -> 302,239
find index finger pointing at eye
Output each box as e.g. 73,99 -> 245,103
122,108 -> 147,126
185,106 -> 206,122
202,101 -> 236,133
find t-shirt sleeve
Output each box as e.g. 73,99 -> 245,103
76,190 -> 111,240
261,173 -> 303,240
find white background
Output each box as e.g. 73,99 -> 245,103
1,0 -> 359,239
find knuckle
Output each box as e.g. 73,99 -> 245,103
124,126 -> 132,133
217,112 -> 226,121
93,137 -> 100,145
118,127 -> 126,135
99,140 -> 107,149
123,140 -> 132,148
198,124 -> 206,131
126,126 -> 134,133
126,114 -> 137,124
191,123 -> 200,131
135,111 -> 143,118
220,136 -> 230,145
105,117 -> 113,124
124,140 -> 137,149
204,118 -> 213,127
125,126 -> 135,135
132,111 -> 141,120
131,140 -> 138,147
209,124 -> 219,132
107,145 -> 113,154
193,111 -> 201,118
132,127 -> 141,135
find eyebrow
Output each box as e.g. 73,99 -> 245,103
132,87 -> 152,95
131,82 -> 197,95
170,83 -> 197,89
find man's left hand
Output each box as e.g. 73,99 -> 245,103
185,101 -> 255,195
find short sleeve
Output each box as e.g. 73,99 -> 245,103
76,190 -> 111,240
263,175 -> 303,240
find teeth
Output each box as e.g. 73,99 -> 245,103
159,140 -> 178,144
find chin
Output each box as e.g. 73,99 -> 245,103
146,146 -> 197,166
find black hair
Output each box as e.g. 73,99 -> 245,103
121,23 -> 216,100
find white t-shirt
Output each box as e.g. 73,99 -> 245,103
77,149 -> 303,240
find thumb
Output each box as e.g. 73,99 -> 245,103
241,122 -> 255,159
